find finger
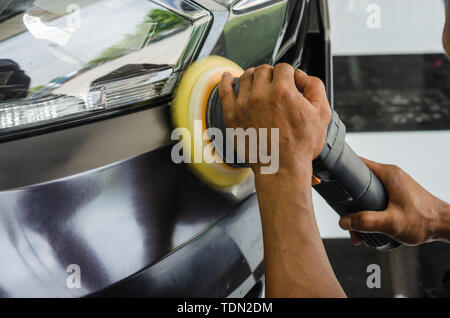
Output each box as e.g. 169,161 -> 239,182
219,72 -> 236,122
296,69 -> 307,76
339,211 -> 397,237
252,64 -> 273,89
360,157 -> 402,194
238,67 -> 255,99
360,157 -> 386,179
294,70 -> 328,106
272,63 -> 295,84
349,231 -> 362,246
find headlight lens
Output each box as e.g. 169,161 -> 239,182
0,0 -> 211,133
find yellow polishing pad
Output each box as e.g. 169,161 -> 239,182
171,56 -> 252,190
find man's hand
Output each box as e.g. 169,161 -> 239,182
218,63 -> 345,298
218,63 -> 331,174
340,158 -> 450,246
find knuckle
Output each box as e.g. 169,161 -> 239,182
386,214 -> 401,237
275,62 -> 293,71
256,64 -> 272,71
242,67 -> 255,77
353,214 -> 372,230
321,103 -> 332,120
309,76 -> 326,89
387,164 -> 402,175
221,71 -> 232,79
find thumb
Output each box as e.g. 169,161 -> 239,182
339,211 -> 396,237
349,231 -> 362,246
294,69 -> 328,106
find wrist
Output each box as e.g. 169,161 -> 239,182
254,158 -> 316,223
253,157 -> 313,184
432,202 -> 450,242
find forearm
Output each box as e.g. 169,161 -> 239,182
254,161 -> 346,298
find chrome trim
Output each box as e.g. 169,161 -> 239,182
272,0 -> 309,64
194,0 -> 231,59
232,0 -> 284,14
270,0 -> 296,64
153,0 -> 212,70
319,0 -> 333,105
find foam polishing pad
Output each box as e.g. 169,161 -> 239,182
171,56 -> 252,190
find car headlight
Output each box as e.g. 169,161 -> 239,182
0,0 -> 210,133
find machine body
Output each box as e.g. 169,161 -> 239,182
206,78 -> 401,251
311,110 -> 400,250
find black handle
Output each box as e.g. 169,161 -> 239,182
313,111 -> 400,251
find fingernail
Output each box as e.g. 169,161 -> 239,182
222,71 -> 231,77
339,217 -> 352,230
296,69 -> 307,75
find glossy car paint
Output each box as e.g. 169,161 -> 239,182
0,0 -> 330,297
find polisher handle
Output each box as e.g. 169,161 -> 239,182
312,111 -> 401,251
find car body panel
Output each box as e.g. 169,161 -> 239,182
0,145 -> 256,297
0,0 -> 330,297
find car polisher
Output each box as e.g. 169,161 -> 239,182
172,56 -> 400,251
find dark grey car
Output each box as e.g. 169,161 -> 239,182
0,0 -> 331,297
